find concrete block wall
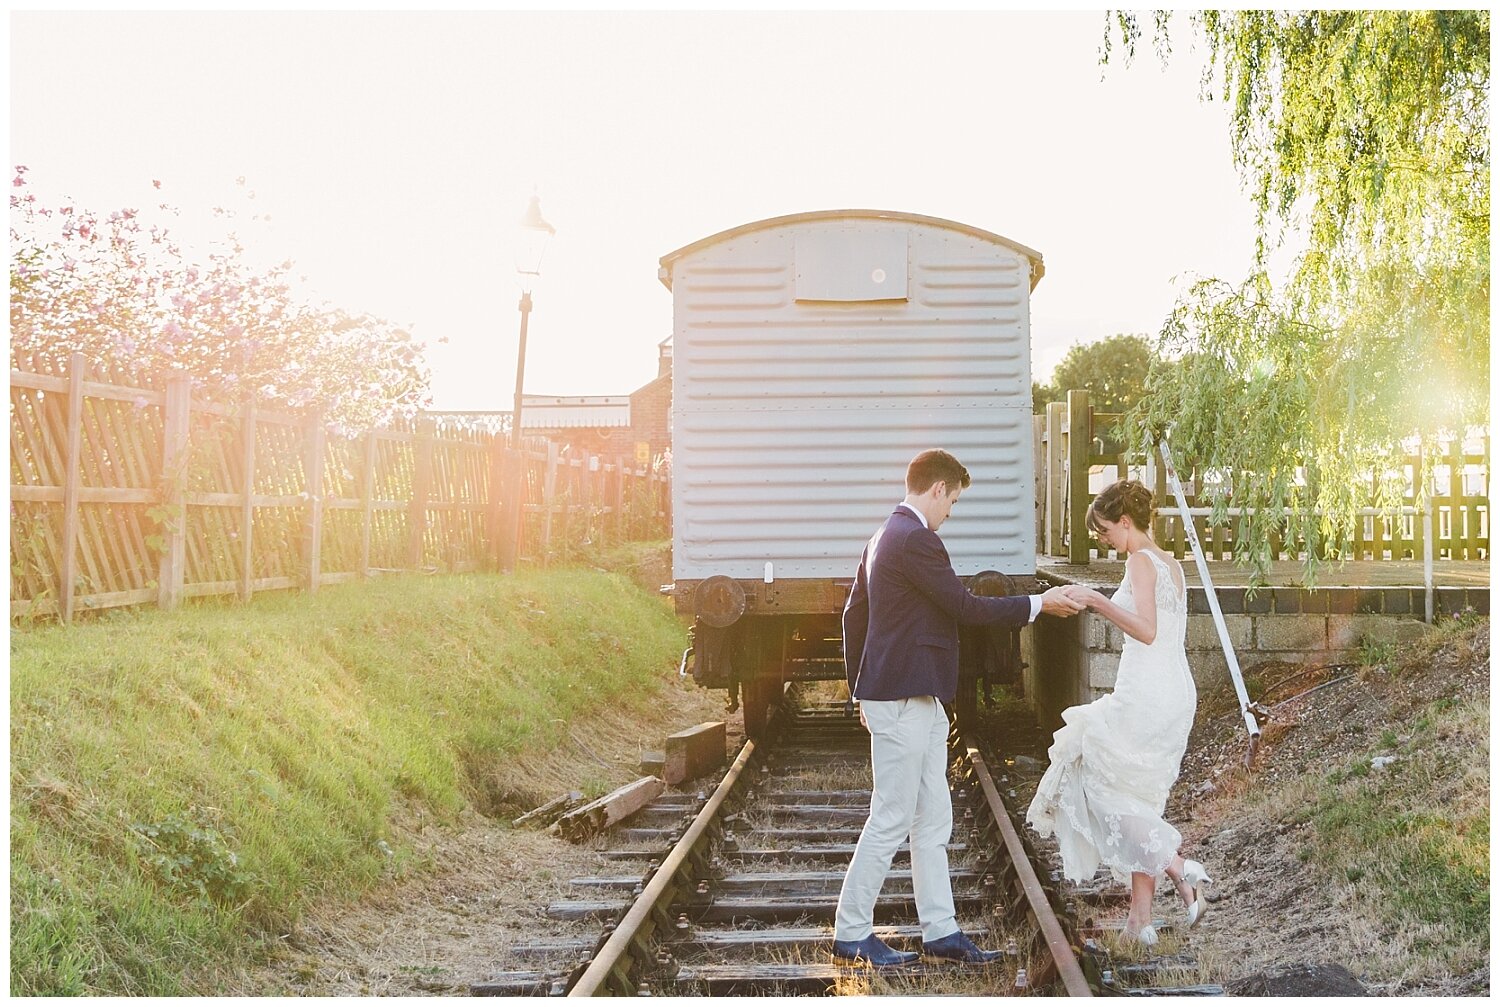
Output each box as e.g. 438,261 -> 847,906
1026,584 -> 1488,726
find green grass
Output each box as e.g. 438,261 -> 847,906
1264,681 -> 1489,983
1301,693 -> 1489,929
11,569 -> 688,995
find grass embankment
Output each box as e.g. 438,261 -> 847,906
1269,623 -> 1489,985
11,570 -> 690,996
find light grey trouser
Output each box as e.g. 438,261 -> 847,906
833,695 -> 958,942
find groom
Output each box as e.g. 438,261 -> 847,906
833,448 -> 1084,966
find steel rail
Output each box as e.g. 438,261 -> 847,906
568,733 -> 759,996
963,736 -> 1093,997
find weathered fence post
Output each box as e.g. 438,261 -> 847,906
540,440 -> 559,566
612,456 -> 626,544
660,464 -> 671,538
583,451 -> 598,549
1067,389 -> 1091,565
510,442 -> 529,569
1044,401 -> 1065,557
59,352 -> 85,622
1032,413 -> 1045,548
409,416 -> 436,571
304,412 -> 326,591
238,399 -> 257,602
1450,435 -> 1467,561
157,375 -> 192,610
360,432 -> 377,578
1151,444 -> 1168,546
487,430 -> 508,570
1476,432 -> 1488,558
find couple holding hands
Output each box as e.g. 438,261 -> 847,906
834,449 -> 1210,967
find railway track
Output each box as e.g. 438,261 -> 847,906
475,688 -> 1223,996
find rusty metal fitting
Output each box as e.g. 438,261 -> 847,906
694,576 -> 746,628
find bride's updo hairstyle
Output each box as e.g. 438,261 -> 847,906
1086,479 -> 1156,536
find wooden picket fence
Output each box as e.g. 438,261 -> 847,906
10,350 -> 670,622
1035,389 -> 1490,565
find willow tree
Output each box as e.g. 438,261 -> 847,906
1105,11 -> 1489,583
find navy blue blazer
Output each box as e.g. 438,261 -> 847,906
843,506 -> 1032,703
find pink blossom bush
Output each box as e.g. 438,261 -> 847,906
10,167 -> 430,429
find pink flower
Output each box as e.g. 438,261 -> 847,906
12,175 -> 22,187
152,180 -> 162,189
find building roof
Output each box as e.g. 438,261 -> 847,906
657,208 -> 1045,291
520,395 -> 631,429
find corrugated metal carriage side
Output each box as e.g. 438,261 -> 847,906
661,210 -> 1044,734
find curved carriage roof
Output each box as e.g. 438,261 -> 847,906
658,208 -> 1045,291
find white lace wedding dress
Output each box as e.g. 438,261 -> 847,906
1026,550 -> 1197,882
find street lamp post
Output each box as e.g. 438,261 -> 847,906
504,195 -> 555,571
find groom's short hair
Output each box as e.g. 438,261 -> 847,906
906,449 -> 971,494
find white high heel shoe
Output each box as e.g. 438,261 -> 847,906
1181,859 -> 1214,928
1122,923 -> 1159,948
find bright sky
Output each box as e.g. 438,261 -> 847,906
12,11 -> 1261,411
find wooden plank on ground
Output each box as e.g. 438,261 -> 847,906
512,790 -> 584,828
552,776 -> 665,841
663,721 -> 726,784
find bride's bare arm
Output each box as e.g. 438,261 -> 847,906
1076,554 -> 1159,645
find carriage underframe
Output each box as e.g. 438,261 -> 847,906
676,573 -> 1028,737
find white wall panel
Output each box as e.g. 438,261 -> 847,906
668,213 -> 1040,581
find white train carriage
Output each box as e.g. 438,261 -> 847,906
660,210 -> 1045,733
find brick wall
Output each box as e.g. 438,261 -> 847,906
629,371 -> 672,459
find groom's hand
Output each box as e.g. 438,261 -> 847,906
1039,585 -> 1086,617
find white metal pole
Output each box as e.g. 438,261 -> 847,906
1159,439 -> 1262,760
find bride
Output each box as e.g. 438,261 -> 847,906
1025,479 -> 1212,946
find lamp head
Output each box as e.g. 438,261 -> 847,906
515,194 -> 555,292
